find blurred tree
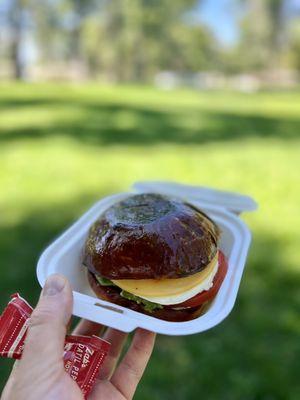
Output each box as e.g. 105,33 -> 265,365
2,0 -> 299,82
267,0 -> 288,66
289,19 -> 300,72
67,0 -> 101,63
166,24 -> 218,73
4,0 -> 67,79
7,0 -> 29,79
28,0 -> 102,76
237,0 -> 287,71
82,0 -> 217,82
32,1 -> 65,63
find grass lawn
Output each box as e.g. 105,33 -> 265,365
0,83 -> 299,399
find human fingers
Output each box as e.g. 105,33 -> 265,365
98,329 -> 128,380
110,329 -> 156,399
21,274 -> 73,370
72,319 -> 104,337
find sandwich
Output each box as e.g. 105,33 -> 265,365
83,193 -> 228,321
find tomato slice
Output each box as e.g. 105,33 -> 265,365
169,251 -> 228,309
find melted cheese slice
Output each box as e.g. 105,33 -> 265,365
112,253 -> 219,305
140,260 -> 219,305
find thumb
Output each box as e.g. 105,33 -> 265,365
21,274 -> 73,368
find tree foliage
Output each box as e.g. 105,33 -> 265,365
1,0 -> 300,80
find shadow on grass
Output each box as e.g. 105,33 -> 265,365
0,196 -> 300,399
1,98 -> 300,146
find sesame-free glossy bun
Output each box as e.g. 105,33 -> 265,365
83,193 -> 220,280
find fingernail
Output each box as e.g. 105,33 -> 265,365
43,274 -> 66,296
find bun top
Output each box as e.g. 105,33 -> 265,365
83,193 -> 220,280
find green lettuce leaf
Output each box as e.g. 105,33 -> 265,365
94,275 -> 163,313
96,276 -> 115,286
120,290 -> 163,313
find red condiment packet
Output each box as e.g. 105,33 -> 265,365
0,293 -> 110,398
64,335 -> 110,397
0,294 -> 32,359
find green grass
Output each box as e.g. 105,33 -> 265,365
0,83 -> 299,399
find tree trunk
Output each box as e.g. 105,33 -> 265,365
10,0 -> 27,80
71,23 -> 82,62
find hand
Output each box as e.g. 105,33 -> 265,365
1,274 -> 156,400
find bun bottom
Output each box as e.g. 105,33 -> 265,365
88,271 -> 205,322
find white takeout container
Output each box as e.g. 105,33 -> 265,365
37,181 -> 257,336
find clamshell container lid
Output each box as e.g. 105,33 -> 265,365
133,181 -> 258,214
37,182 -> 257,336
